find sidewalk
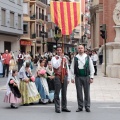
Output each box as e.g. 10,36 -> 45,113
67,65 -> 120,103
1,65 -> 120,102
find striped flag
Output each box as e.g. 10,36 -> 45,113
50,1 -> 80,35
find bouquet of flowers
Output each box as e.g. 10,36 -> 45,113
10,80 -> 15,84
9,79 -> 17,87
30,76 -> 35,82
38,69 -> 47,78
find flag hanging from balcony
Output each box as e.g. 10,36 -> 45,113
50,1 -> 80,35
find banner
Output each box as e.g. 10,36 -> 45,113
50,1 -> 80,35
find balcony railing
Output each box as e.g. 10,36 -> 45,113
37,0 -> 47,5
30,14 -> 36,20
39,13 -> 47,21
31,33 -> 36,39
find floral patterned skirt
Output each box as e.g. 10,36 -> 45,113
20,81 -> 40,104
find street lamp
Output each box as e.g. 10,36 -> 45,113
41,25 -> 46,53
54,26 -> 61,47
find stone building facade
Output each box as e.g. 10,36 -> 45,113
0,0 -> 23,56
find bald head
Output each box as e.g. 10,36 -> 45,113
5,50 -> 8,54
77,45 -> 85,54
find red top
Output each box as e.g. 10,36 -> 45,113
54,57 -> 68,83
2,53 -> 11,64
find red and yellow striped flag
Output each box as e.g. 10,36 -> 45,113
50,1 -> 80,35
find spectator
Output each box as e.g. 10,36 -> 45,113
98,45 -> 103,65
0,53 -> 3,76
2,50 -> 11,77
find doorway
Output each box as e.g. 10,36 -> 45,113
4,41 -> 11,52
20,45 -> 26,53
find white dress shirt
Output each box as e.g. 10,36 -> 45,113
51,55 -> 71,81
92,54 -> 98,61
70,53 -> 95,80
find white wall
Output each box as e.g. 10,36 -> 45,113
0,0 -> 23,35
0,34 -> 20,56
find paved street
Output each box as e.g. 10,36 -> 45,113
0,65 -> 120,120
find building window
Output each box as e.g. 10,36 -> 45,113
23,22 -> 28,34
18,14 -> 21,29
23,3 -> 28,15
47,14 -> 51,22
17,0 -> 21,5
10,12 -> 14,28
1,9 -> 6,26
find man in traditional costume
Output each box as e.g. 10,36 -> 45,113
70,45 -> 95,112
51,46 -> 71,113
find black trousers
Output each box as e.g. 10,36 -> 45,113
99,55 -> 103,65
94,66 -> 97,75
3,64 -> 9,77
18,60 -> 23,71
75,76 -> 90,109
54,76 -> 68,111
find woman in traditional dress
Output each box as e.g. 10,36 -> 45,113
35,59 -> 49,103
46,61 -> 55,102
19,62 -> 40,105
0,53 -> 3,76
9,56 -> 16,71
4,69 -> 21,108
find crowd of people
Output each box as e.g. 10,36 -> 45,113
1,45 -> 103,113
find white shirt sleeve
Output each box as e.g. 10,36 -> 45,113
51,56 -> 62,69
89,57 -> 95,78
70,58 -> 75,80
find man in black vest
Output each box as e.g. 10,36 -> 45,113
70,45 -> 94,112
17,51 -> 23,71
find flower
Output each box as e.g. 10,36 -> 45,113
30,76 -> 35,82
39,69 -> 46,75
10,80 -> 14,84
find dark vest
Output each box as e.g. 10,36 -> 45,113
74,55 -> 90,77
18,54 -> 22,62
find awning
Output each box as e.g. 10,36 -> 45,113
20,40 -> 32,46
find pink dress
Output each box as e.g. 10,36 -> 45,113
4,76 -> 22,104
4,92 -> 21,104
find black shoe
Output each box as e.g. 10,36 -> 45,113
76,108 -> 83,112
62,108 -> 71,112
86,108 -> 91,112
29,103 -> 34,105
55,110 -> 61,113
11,105 -> 18,109
23,104 -> 29,106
